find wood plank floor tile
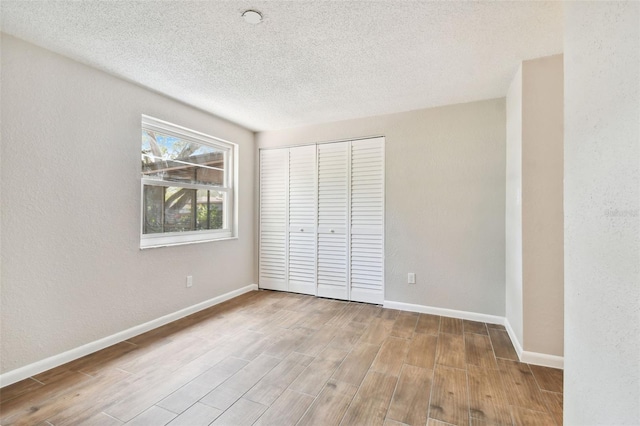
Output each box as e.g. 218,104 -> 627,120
436,333 -> 465,369
332,342 -> 381,386
486,323 -> 507,330
251,309 -> 307,333
390,311 -> 419,339
199,354 -> 280,410
295,325 -> 341,356
328,327 -> 364,351
542,391 -> 563,426
0,378 -> 44,404
341,371 -> 398,426
386,365 -> 433,426
125,405 -> 176,425
370,337 -> 410,377
289,346 -> 349,396
359,317 -> 396,345
297,379 -> 358,426
497,359 -> 547,412
326,303 -> 364,326
429,366 -> 469,426
209,398 -> 267,425
384,419 -> 409,426
158,357 -> 248,413
440,317 -> 463,335
352,304 -> 383,323
488,328 -> 518,361
428,419 -> 455,426
80,412 -> 124,426
463,320 -> 488,335
406,333 -> 437,369
76,342 -> 141,377
244,352 -> 312,405
227,331 -> 273,361
0,371 -> 95,425
262,328 -> 310,359
381,308 -> 400,320
467,365 -> 511,425
165,402 -> 222,426
52,369 -> 167,426
105,361 -> 212,422
415,314 -> 441,335
20,368 -> 131,426
465,333 -> 498,369
510,406 -> 556,425
192,357 -> 249,388
529,364 -> 563,393
254,389 -> 314,426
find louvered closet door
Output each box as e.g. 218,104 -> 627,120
259,149 -> 288,291
316,142 -> 350,300
350,137 -> 385,304
287,145 -> 317,295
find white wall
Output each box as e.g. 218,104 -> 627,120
505,64 -> 524,347
0,35 -> 256,375
257,99 -> 506,316
564,2 -> 640,424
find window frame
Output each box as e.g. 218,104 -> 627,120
140,115 -> 238,249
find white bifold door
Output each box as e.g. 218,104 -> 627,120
259,137 -> 384,303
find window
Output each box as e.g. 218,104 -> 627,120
140,115 -> 237,248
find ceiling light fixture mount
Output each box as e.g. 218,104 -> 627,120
242,10 -> 263,25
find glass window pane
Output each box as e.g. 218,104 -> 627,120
143,186 -> 226,235
142,130 -> 225,186
195,190 -> 225,231
163,187 -> 195,233
143,185 -> 164,234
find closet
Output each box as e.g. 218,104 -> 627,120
259,137 -> 384,304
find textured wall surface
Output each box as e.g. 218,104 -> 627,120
0,35 -> 255,374
505,64 -> 524,346
257,99 -> 506,316
564,2 -> 640,423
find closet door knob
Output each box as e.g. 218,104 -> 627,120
330,229 -> 335,233
299,228 -> 304,232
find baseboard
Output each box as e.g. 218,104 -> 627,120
0,284 -> 258,388
504,317 -> 564,369
520,351 -> 564,369
383,300 -> 504,326
504,317 -> 525,357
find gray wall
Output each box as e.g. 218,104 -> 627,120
0,35 -> 256,374
257,99 -> 506,316
564,1 -> 640,423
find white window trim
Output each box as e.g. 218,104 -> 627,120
140,115 -> 238,249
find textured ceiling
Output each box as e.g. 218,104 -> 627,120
1,1 -> 563,131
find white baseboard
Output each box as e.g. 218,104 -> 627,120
520,351 -> 564,369
503,317 -> 564,369
0,284 -> 258,388
383,300 -> 505,325
386,300 -> 564,370
504,317 -> 525,356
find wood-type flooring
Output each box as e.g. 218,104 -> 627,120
0,290 -> 563,425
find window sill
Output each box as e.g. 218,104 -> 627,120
140,235 -> 238,250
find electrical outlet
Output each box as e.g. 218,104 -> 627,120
186,275 -> 193,288
408,272 -> 416,284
